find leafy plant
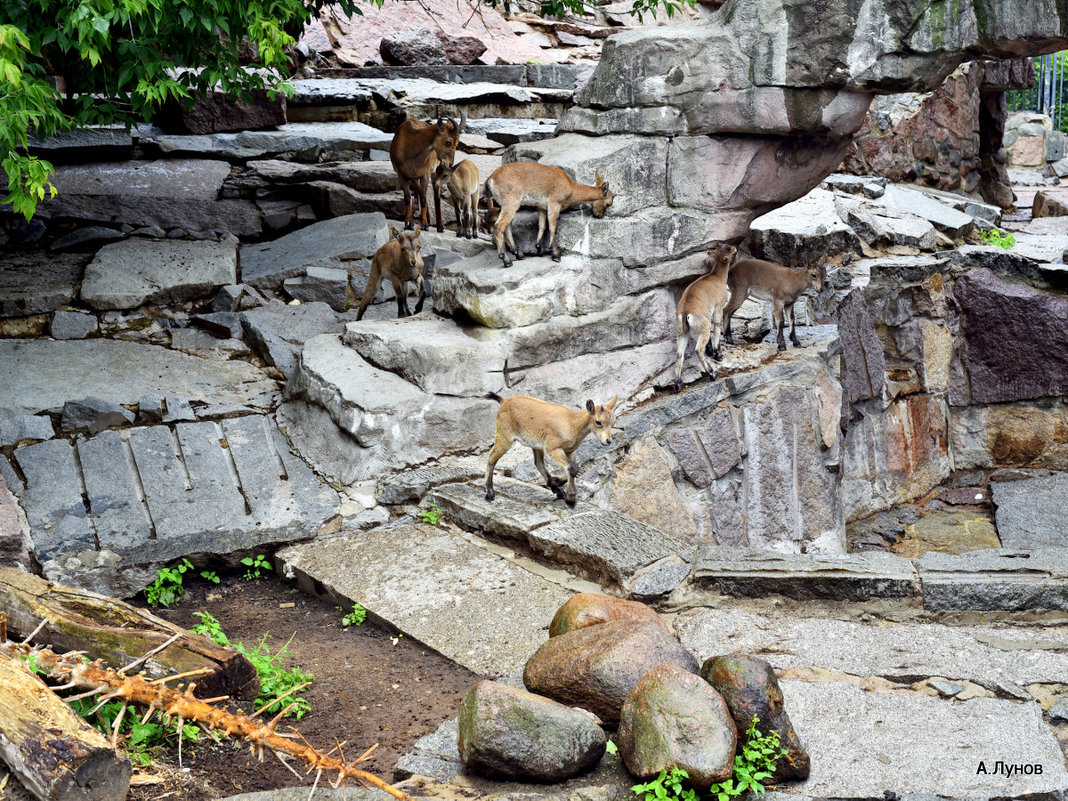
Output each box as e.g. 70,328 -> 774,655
339,603 -> 367,627
200,570 -> 221,585
606,738 -> 619,756
192,611 -> 314,720
632,767 -> 698,801
144,558 -> 194,607
242,554 -> 273,581
629,718 -> 786,801
67,695 -> 198,767
980,227 -> 1016,249
418,503 -> 443,526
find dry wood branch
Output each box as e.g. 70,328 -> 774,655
0,638 -> 410,801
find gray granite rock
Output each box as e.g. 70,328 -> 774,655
81,239 -> 237,310
917,548 -> 1068,611
846,204 -> 938,250
746,188 -> 861,267
60,397 -> 135,435
282,266 -> 350,311
49,226 -> 124,252
431,479 -> 581,543
928,680 -> 964,697
147,122 -> 392,161
277,523 -> 571,677
991,473 -> 1068,548
0,339 -> 277,417
393,719 -> 463,783
0,409 -> 54,448
872,185 -> 974,238
0,253 -> 87,317
693,547 -> 917,600
50,310 -> 98,339
628,557 -> 691,600
240,302 -> 347,380
1050,698 -> 1068,722
240,212 -> 388,290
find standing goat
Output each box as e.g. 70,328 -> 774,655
673,244 -> 737,393
433,159 -> 481,239
355,226 -> 425,320
485,395 -> 619,507
389,111 -> 466,232
723,258 -> 826,351
484,162 -> 613,267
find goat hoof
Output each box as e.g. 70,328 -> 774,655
514,252 -> 525,261
436,226 -> 444,233
713,349 -> 723,361
707,371 -> 716,383
725,335 -> 735,345
485,489 -> 495,501
777,343 -> 787,352
672,380 -> 681,394
551,254 -> 561,263
565,496 -> 577,508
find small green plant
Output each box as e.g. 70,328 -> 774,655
629,718 -> 786,801
200,570 -> 220,584
980,227 -> 1016,249
418,503 -> 443,526
605,738 -> 619,756
192,612 -> 314,720
67,695 -> 198,767
144,558 -> 194,607
241,553 -> 273,581
338,603 -> 367,627
632,767 -> 698,801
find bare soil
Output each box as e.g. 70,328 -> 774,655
133,572 -> 480,800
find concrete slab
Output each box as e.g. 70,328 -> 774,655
0,339 -> 278,416
9,416 -> 338,597
277,523 -> 571,677
992,473 -> 1068,548
785,681 -> 1068,799
917,548 -> 1068,611
674,608 -> 1068,690
693,546 -> 917,600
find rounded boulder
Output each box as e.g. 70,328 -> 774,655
701,653 -> 810,780
549,592 -> 667,637
618,664 -> 737,790
524,619 -> 699,724
457,680 -> 606,783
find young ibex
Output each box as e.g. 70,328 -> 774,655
484,162 -> 613,267
485,395 -> 619,507
355,226 -> 425,320
389,111 -> 466,232
723,258 -> 827,351
433,159 -> 481,239
673,244 -> 737,393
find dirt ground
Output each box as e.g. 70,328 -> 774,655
129,572 -> 480,800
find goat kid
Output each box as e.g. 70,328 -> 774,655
389,111 -> 466,232
673,244 -> 737,393
433,158 -> 481,239
485,162 -> 613,267
485,395 -> 618,507
355,226 -> 425,321
723,258 -> 826,351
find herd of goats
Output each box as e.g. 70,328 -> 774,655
362,111 -> 828,507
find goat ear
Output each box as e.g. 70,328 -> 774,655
437,118 -> 446,131
389,225 -> 401,240
412,224 -> 422,237
594,170 -> 603,186
585,399 -> 596,414
606,396 -> 618,411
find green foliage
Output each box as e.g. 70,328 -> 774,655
632,767 -> 698,801
980,227 -> 1015,249
200,569 -> 221,584
629,718 -> 786,801
67,695 -> 198,767
605,738 -> 619,756
241,553 -> 273,581
192,611 -> 314,720
144,558 -> 194,607
339,603 -> 367,627
418,503 -> 443,526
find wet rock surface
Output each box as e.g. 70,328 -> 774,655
457,680 -> 605,782
548,593 -> 665,638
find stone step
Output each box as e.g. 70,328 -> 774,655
430,479 -> 693,593
693,546 -> 918,601
319,63 -> 588,91
144,122 -> 393,162
916,548 -> 1068,611
277,522 -> 572,677
6,415 -> 339,598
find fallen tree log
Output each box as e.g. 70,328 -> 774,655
0,655 -> 130,801
0,568 -> 257,701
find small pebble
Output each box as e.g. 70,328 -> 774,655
928,679 -> 964,697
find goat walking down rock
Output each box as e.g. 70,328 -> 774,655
485,395 -> 618,507
484,162 -> 613,267
673,245 -> 737,393
723,259 -> 826,351
355,226 -> 425,320
390,111 -> 466,232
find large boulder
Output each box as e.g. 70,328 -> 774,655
457,680 -> 606,782
701,654 -> 810,781
548,593 -> 666,638
617,664 -> 737,790
523,619 -> 699,724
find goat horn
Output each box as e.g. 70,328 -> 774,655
457,108 -> 468,135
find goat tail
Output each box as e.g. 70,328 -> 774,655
485,389 -> 506,404
677,312 -> 692,336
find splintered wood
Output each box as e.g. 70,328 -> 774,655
0,620 -> 410,801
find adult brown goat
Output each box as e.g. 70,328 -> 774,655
389,110 -> 466,232
723,259 -> 826,351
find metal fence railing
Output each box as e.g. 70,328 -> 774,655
1007,52 -> 1067,132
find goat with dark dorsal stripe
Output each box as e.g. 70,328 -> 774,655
723,258 -> 826,351
485,395 -> 619,507
433,158 -> 481,240
389,110 -> 466,232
